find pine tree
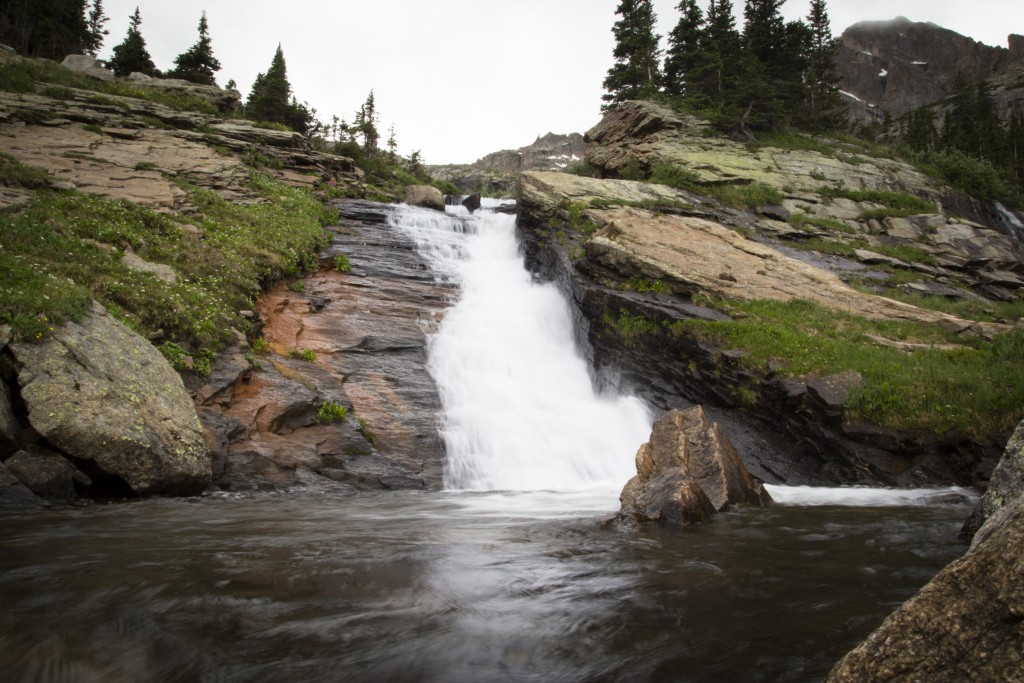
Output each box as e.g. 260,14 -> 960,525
0,0 -> 91,60
353,91 -> 380,155
698,0 -> 742,109
107,7 -> 158,77
246,45 -> 292,124
601,0 -> 662,111
83,0 -> 108,56
170,11 -> 221,86
736,0 -> 808,132
803,0 -> 843,129
663,0 -> 705,101
386,124 -> 398,162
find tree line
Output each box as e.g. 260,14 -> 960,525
603,0 -> 845,136
1,1 -> 426,177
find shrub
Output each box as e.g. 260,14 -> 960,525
317,401 -> 348,423
333,254 -> 352,272
290,349 -> 317,362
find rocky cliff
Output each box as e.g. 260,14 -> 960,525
428,132 -> 584,194
0,51 -> 444,503
837,17 -> 1023,123
517,100 -> 1024,488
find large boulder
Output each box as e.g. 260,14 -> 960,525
60,54 -> 115,82
403,185 -> 445,212
827,495 -> 1024,682
617,406 -> 771,527
963,419 -> 1024,537
10,302 -> 211,496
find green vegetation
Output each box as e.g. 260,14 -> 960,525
316,402 -> 348,423
168,11 -> 221,86
625,277 -> 668,294
288,280 -> 305,293
291,349 -> 317,363
0,172 -> 330,356
157,341 -> 215,376
245,44 -> 314,135
333,254 -> 352,272
705,182 -> 785,209
251,337 -> 269,353
787,214 -> 853,233
603,296 -> 1023,438
602,0 -> 662,110
0,152 -> 53,189
817,186 -> 937,218
565,161 -> 598,177
107,7 -> 158,78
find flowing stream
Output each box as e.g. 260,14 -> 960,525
0,201 -> 975,682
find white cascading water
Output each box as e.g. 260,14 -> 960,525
388,200 -> 652,493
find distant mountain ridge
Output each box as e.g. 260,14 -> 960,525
837,16 -> 1024,123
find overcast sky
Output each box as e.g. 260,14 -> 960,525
98,1 -> 1022,164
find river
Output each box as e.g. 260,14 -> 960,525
0,201 -> 975,682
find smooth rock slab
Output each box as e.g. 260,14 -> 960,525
10,302 -> 211,496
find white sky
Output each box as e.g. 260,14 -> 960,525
97,1 -> 1023,164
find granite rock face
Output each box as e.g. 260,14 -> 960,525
403,185 -> 445,212
10,302 -> 211,496
617,406 -> 771,527
837,17 -> 1014,121
963,419 -> 1024,537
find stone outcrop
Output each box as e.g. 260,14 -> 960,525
4,447 -> 91,500
963,419 -> 1024,537
617,406 -> 771,527
517,100 -> 1024,487
9,302 -> 211,496
197,200 -> 447,492
60,55 -> 115,82
0,461 -> 46,508
428,132 -> 584,194
827,493 -> 1024,682
403,185 -> 445,212
837,17 -> 1012,121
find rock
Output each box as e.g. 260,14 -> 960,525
0,380 -> 21,451
428,132 -> 584,191
462,193 -> 481,213
121,248 -> 178,284
129,77 -> 241,114
0,461 -> 47,508
827,495 -> 1024,683
5,447 -> 91,499
60,54 -> 115,82
403,185 -> 445,212
963,419 -> 1024,538
10,302 -> 211,496
617,406 -> 771,527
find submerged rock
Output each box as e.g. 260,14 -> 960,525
617,406 -> 771,527
10,302 -> 211,496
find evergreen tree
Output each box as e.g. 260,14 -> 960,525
386,124 -> 398,162
169,11 -> 221,86
107,7 -> 158,77
353,91 -> 380,155
601,0 -> 662,110
0,0 -> 90,60
246,45 -> 292,124
84,0 -> 108,56
697,0 -> 742,111
663,0 -> 706,101
245,45 -> 315,134
803,0 -> 843,129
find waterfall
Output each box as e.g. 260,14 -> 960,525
994,201 -> 1024,241
388,201 -> 652,492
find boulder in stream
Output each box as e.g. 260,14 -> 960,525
403,185 -> 445,212
617,405 -> 771,527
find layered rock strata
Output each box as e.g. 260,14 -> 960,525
196,200 -> 448,492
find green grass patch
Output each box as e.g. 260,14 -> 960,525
0,174 -> 331,354
0,153 -> 52,189
818,185 -> 937,216
565,161 -> 597,177
673,298 -> 1024,438
787,214 -> 854,233
704,182 -> 785,209
291,349 -> 317,362
602,309 -> 662,348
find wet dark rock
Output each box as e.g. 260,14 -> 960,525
200,201 -> 447,493
462,193 -> 481,213
617,406 -> 771,527
963,419 -> 1024,538
0,460 -> 47,508
5,446 -> 90,500
0,379 -> 21,452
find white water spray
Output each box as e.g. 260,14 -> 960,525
388,201 -> 651,492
